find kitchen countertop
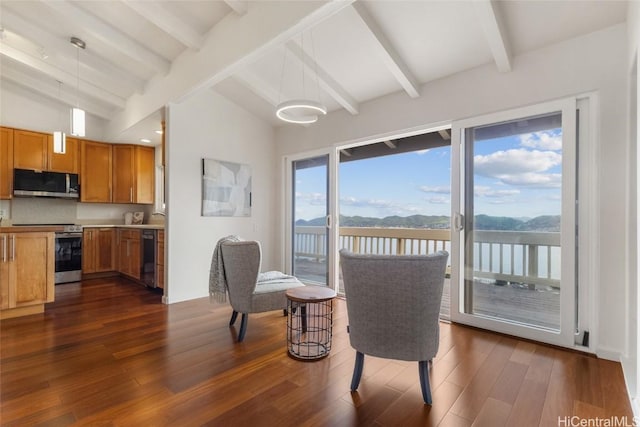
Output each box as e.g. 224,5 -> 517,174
0,226 -> 65,233
0,224 -> 165,232
83,224 -> 164,230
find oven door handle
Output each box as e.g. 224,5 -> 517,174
56,233 -> 83,238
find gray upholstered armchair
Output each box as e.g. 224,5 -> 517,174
339,249 -> 449,405
220,240 -> 305,342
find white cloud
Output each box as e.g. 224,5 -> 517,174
428,196 -> 449,204
474,149 -> 561,188
474,186 -> 520,197
500,173 -> 561,188
419,185 -> 451,194
296,192 -> 327,205
520,131 -> 562,151
415,149 -> 430,155
475,149 -> 561,176
339,195 -> 422,216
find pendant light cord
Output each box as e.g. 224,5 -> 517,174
76,46 -> 80,108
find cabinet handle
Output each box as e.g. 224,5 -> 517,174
1,235 -> 5,263
130,187 -> 133,202
10,235 -> 15,262
127,240 -> 130,256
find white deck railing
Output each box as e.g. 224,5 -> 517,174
294,226 -> 561,288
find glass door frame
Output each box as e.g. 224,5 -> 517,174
450,98 -> 581,348
284,148 -> 339,292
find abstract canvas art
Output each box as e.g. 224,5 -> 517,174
202,158 -> 252,217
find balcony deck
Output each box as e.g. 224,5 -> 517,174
294,226 -> 561,330
294,259 -> 559,330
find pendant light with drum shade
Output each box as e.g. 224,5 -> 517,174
276,31 -> 326,124
70,36 -> 85,137
53,80 -> 66,154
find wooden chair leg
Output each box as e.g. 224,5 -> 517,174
350,351 -> 365,391
237,313 -> 248,342
229,310 -> 239,326
419,360 -> 432,405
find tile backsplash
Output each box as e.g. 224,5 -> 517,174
3,198 -> 153,225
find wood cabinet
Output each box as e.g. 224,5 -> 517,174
118,229 -> 141,280
13,130 -> 48,171
12,129 -> 78,173
48,136 -> 79,173
135,146 -> 155,204
113,145 -> 135,204
0,127 -> 14,200
113,145 -> 154,204
83,227 -> 115,274
156,230 -> 164,289
81,140 -> 112,203
0,232 -> 55,318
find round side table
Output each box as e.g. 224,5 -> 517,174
286,286 -> 337,361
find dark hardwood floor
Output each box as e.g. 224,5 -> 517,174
0,277 -> 634,426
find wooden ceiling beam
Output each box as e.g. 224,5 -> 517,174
0,43 -> 126,109
233,69 -> 280,107
2,68 -> 114,119
351,2 -> 420,98
122,0 -> 203,50
473,0 -> 512,72
42,0 -> 171,75
224,0 -> 248,16
286,41 -> 359,115
0,8 -> 146,96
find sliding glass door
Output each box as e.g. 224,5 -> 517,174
451,99 -> 578,347
290,154 -> 333,287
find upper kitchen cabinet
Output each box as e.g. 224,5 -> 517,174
113,145 -> 134,204
0,127 -> 14,200
13,130 -> 47,170
13,130 -> 78,173
48,136 -> 79,174
135,146 -> 155,204
81,140 -> 112,203
113,145 -> 154,204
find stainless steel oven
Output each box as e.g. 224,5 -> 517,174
55,225 -> 83,284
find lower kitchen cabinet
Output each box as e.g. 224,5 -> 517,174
0,232 -> 55,318
83,228 -> 116,274
118,229 -> 141,280
156,230 -> 164,289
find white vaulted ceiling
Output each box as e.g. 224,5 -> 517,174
0,1 -> 629,145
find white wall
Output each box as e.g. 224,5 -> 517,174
276,24 -> 629,358
165,90 -> 277,304
625,0 -> 640,413
0,81 -> 107,140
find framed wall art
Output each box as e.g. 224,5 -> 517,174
201,158 -> 252,217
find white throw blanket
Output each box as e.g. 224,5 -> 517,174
209,235 -> 241,303
257,271 -> 299,284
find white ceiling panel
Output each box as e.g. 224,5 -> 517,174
365,1 -> 495,81
501,0 -> 627,54
308,5 -> 402,103
0,0 -> 630,144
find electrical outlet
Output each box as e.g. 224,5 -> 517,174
0,209 -> 5,218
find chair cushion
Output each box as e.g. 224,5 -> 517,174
254,278 -> 304,294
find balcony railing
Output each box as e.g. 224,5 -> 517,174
294,226 -> 561,289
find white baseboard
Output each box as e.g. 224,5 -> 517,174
596,347 -> 622,361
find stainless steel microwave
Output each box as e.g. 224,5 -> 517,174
13,168 -> 80,199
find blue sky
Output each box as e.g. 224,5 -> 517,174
294,129 -> 563,221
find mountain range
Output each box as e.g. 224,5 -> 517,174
296,214 -> 561,232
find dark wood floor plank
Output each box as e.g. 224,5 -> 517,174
449,337 -> 518,420
0,278 -> 634,426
